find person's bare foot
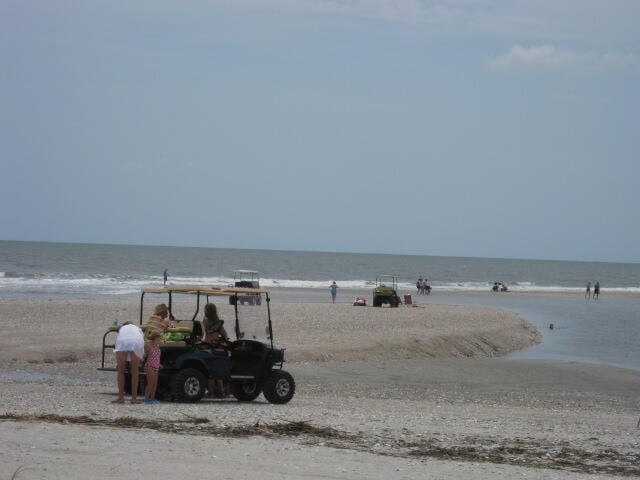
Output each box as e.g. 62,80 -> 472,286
130,399 -> 142,404
112,398 -> 125,404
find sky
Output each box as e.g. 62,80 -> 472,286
1,1 -> 639,263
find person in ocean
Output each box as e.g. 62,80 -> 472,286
585,281 -> 591,299
113,322 -> 145,404
593,282 -> 600,300
330,281 -> 338,304
163,269 -> 168,286
144,333 -> 162,404
416,277 -> 423,294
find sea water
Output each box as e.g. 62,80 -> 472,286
1,240 -> 639,297
1,240 -> 639,370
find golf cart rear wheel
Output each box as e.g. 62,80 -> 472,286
231,380 -> 262,402
170,368 -> 206,403
263,370 -> 295,404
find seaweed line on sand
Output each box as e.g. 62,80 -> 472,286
1,413 -> 638,477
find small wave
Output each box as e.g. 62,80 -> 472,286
0,274 -> 639,297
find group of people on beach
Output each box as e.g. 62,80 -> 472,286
112,302 -> 230,404
492,282 -> 508,292
585,281 -> 601,300
416,276 -> 431,295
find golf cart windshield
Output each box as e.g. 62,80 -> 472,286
235,296 -> 271,342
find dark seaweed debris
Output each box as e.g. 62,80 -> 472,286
1,413 -> 638,476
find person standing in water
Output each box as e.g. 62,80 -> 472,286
593,282 -> 600,300
163,269 -> 168,287
329,281 -> 338,304
585,282 -> 591,299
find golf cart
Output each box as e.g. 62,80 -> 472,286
373,274 -> 401,307
231,270 -> 261,305
98,285 -> 295,404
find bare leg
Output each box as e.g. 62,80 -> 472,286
148,370 -> 158,399
130,354 -> 141,404
144,368 -> 151,400
216,379 -> 225,397
113,351 -> 126,403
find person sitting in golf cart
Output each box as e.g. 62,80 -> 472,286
202,303 -> 230,346
202,303 -> 230,397
144,303 -> 171,342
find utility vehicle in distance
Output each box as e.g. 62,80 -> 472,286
231,270 -> 261,305
372,274 -> 401,307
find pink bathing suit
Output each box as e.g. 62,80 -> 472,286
146,346 -> 161,369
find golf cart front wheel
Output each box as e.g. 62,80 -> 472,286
170,368 -> 206,403
263,370 -> 295,404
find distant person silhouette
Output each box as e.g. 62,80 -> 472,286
593,282 -> 600,300
585,281 -> 591,299
163,269 -> 168,287
329,281 -> 338,304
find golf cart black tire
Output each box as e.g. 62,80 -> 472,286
230,380 -> 262,402
170,368 -> 206,403
263,370 -> 295,404
373,296 -> 382,307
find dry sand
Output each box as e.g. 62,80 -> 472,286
1,299 -> 639,479
0,299 -> 539,363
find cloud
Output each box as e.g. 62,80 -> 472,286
488,44 -> 638,74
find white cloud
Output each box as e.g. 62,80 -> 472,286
488,44 -> 638,74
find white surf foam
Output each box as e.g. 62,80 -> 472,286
1,274 -> 639,296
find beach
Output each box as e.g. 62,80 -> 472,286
1,297 -> 639,478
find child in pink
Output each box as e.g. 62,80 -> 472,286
144,333 -> 162,404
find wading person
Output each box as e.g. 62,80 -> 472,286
330,281 -> 338,304
585,281 -> 591,299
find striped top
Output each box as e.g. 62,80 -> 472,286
144,315 -> 169,341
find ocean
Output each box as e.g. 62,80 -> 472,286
2,240 -> 639,371
1,240 -> 639,298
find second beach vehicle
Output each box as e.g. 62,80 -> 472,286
372,274 -> 401,307
99,285 -> 295,404
230,270 -> 261,305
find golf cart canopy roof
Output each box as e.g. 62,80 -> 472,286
233,269 -> 259,274
377,274 -> 398,279
142,285 -> 269,296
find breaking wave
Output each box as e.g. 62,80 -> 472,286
1,273 -> 639,298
